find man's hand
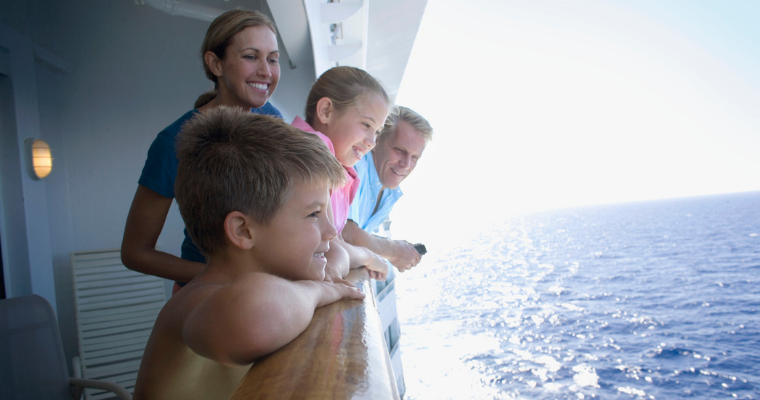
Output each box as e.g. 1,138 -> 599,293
342,221 -> 422,273
387,240 -> 422,272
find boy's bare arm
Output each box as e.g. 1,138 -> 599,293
182,273 -> 364,366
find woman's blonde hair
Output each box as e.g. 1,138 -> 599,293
195,9 -> 277,108
304,66 -> 390,125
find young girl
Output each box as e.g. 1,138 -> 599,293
291,66 -> 391,281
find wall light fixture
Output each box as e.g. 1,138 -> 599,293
25,138 -> 53,180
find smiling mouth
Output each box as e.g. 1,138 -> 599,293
353,146 -> 367,160
248,82 -> 269,91
390,168 -> 405,177
314,243 -> 330,258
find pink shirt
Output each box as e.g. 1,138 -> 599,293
291,116 -> 359,234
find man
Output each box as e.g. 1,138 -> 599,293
342,106 -> 433,272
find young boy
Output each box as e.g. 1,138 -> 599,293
133,106 -> 365,400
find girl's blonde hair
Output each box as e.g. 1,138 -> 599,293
304,66 -> 390,125
196,10 -> 277,108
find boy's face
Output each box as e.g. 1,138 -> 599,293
253,183 -> 337,281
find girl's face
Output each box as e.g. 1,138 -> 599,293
323,93 -> 389,168
212,25 -> 280,109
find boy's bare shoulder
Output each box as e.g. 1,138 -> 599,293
184,272 -> 293,317
173,270 -> 274,305
159,272 -> 294,334
134,279 -> 246,400
180,272 -> 305,364
163,279 -> 225,319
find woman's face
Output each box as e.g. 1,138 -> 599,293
213,25 -> 280,109
325,93 -> 389,168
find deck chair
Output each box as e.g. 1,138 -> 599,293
70,249 -> 167,400
0,294 -> 131,400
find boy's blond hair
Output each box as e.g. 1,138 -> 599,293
175,106 -> 346,256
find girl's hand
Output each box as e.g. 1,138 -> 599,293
363,252 -> 388,281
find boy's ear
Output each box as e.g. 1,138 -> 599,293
315,97 -> 334,125
224,211 -> 255,250
204,51 -> 224,78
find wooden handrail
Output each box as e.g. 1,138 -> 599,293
230,268 -> 400,399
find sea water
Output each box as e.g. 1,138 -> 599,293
396,191 -> 760,399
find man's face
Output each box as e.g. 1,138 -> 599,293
372,120 -> 427,190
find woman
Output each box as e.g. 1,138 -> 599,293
121,10 -> 281,290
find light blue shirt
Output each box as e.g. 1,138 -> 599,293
348,151 -> 403,234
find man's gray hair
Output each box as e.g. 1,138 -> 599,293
378,106 -> 433,143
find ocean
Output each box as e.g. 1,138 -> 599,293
395,191 -> 760,399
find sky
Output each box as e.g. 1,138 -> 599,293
388,0 -> 760,245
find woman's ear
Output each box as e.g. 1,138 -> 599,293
315,97 -> 334,125
204,51 -> 224,78
224,211 -> 255,250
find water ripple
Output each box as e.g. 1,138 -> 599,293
398,192 -> 760,399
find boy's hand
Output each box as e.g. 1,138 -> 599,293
364,252 -> 389,281
315,280 -> 365,308
324,274 -> 355,288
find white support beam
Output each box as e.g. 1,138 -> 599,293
142,0 -> 223,22
320,1 -> 363,24
328,43 -> 362,62
304,0 -> 368,78
265,0 -> 312,70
